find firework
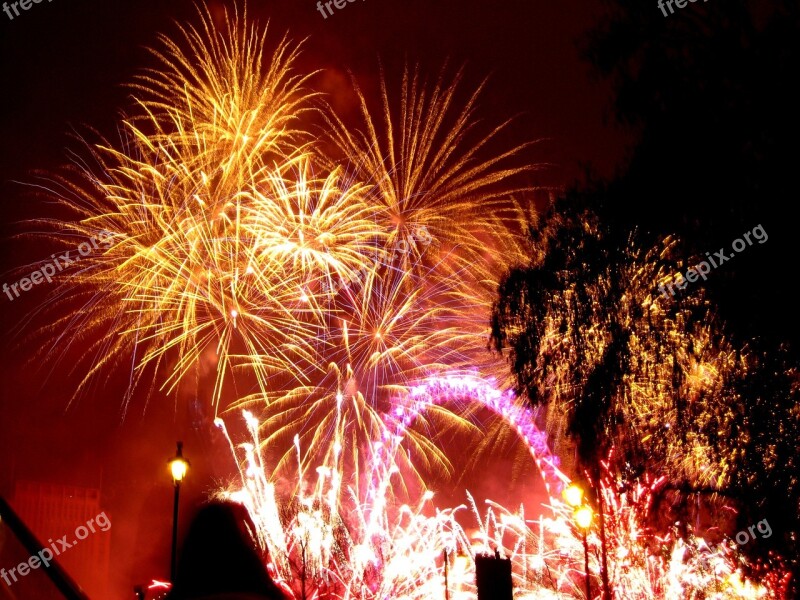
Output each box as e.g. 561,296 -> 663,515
218,374 -> 576,600
131,3 -> 317,169
220,378 -> 788,600
26,5 -> 330,412
23,4 -> 792,597
321,65 -> 533,272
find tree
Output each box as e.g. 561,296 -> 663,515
582,0 -> 800,346
491,194 -> 800,593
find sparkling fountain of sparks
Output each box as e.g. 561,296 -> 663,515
216,376 -> 789,599
216,374 -> 578,600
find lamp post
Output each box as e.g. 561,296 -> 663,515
574,505 -> 593,600
564,483 -> 593,600
443,548 -> 449,600
168,441 -> 189,582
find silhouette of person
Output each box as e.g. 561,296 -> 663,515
166,500 -> 287,600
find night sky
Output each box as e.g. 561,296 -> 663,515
1,0 -> 795,598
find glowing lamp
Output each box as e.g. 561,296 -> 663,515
563,483 -> 584,507
574,505 -> 593,530
169,441 -> 190,484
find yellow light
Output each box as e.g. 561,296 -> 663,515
170,457 -> 188,482
574,506 -> 593,530
563,483 -> 584,507
169,442 -> 189,483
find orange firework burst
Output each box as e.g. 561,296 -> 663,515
131,3 -> 317,170
322,65 -> 536,278
25,3 -> 323,412
28,2 -> 536,492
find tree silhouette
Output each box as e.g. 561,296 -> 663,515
582,0 -> 800,345
491,194 -> 800,593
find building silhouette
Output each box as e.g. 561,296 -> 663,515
475,551 -> 513,600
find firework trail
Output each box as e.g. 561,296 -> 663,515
27,2 -> 535,423
131,3 -> 317,169
202,60 -> 541,490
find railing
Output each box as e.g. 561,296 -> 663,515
0,495 -> 90,600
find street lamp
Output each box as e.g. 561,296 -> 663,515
168,441 -> 189,581
564,484 -> 592,600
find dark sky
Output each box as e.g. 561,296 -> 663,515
0,0 -> 628,597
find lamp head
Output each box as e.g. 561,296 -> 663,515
169,441 -> 190,484
574,505 -> 593,530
